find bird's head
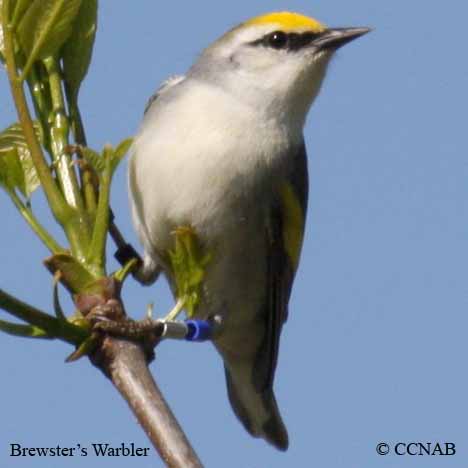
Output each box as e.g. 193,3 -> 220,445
189,12 -> 370,124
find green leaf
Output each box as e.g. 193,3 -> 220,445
114,138 -> 133,161
65,333 -> 97,362
11,0 -> 33,26
80,145 -> 104,174
112,257 -> 138,283
53,274 -> 66,320
0,318 -> 52,339
1,0 -> 28,65
44,252 -> 98,293
110,137 -> 133,173
62,0 -> 97,101
17,144 -> 40,197
0,148 -> 23,192
78,140 -> 133,178
17,0 -> 82,75
0,122 -> 42,197
102,144 -> 113,161
0,121 -> 43,149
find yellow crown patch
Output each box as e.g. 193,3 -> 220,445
246,12 -> 326,33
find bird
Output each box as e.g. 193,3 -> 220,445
128,11 -> 369,451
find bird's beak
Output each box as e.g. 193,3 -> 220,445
314,27 -> 371,50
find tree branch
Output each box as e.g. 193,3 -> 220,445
91,337 -> 203,468
1,285 -> 204,465
0,287 -> 88,345
7,187 -> 64,253
2,3 -> 203,465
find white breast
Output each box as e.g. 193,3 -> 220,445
129,80 -> 292,255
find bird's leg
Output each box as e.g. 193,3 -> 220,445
80,227 -> 213,357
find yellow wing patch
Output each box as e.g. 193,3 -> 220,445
246,11 -> 326,34
278,183 -> 305,269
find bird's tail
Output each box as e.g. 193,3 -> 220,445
223,362 -> 288,451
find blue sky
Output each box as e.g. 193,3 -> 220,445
1,1 -> 468,467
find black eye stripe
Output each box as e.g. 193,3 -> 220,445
251,31 -> 322,51
268,31 -> 288,49
287,32 -> 321,50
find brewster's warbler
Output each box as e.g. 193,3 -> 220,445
129,11 -> 369,450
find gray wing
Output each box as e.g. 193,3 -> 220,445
130,75 -> 186,283
253,141 -> 309,392
143,75 -> 185,114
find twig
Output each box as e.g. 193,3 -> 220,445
0,288 -> 87,345
43,56 -> 85,213
91,337 -> 203,468
64,85 -> 98,214
2,3 -> 89,260
1,285 -> 204,465
7,188 -> 64,253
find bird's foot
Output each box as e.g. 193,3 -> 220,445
92,314 -> 222,345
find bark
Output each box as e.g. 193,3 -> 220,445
91,336 -> 203,468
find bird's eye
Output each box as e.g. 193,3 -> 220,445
267,31 -> 288,49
